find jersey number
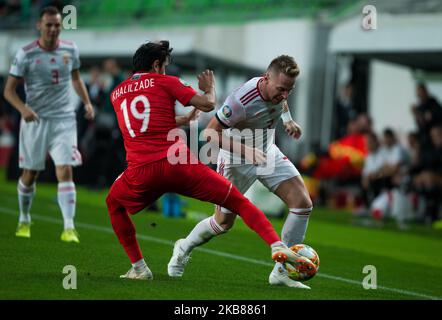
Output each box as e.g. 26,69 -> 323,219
120,95 -> 151,138
51,69 -> 59,84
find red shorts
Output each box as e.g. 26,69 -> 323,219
106,158 -> 232,214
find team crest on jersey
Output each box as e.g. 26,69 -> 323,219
222,105 -> 232,118
179,78 -> 191,87
62,51 -> 71,65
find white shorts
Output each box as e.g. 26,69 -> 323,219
217,145 -> 300,213
19,117 -> 82,171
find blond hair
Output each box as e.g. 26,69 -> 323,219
267,55 -> 300,78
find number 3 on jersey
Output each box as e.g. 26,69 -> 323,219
120,95 -> 150,138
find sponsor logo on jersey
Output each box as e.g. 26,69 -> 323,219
179,78 -> 191,87
222,105 -> 232,118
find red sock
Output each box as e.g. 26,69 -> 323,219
107,198 -> 143,263
223,186 -> 280,246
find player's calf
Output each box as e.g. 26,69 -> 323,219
222,186 -> 281,246
214,205 -> 236,230
184,215 -> 227,253
107,194 -> 144,264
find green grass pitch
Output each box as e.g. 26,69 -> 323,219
0,172 -> 441,300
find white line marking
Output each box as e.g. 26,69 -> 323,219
0,206 -> 440,300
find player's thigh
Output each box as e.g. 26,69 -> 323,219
48,118 -> 82,167
19,118 -> 49,171
107,165 -> 163,215
170,162 -> 234,205
218,153 -> 257,192
258,148 -> 311,207
218,163 -> 257,214
273,176 -> 312,208
258,147 -> 299,192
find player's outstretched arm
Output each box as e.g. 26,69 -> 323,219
71,70 -> 95,120
3,75 -> 39,122
202,117 -> 266,165
188,70 -> 216,112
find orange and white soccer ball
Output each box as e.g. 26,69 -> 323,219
284,244 -> 320,281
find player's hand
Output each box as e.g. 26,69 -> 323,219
178,108 -> 200,126
282,100 -> 289,113
284,120 -> 302,140
21,106 -> 39,123
84,103 -> 95,120
197,70 -> 215,93
186,108 -> 200,122
244,145 -> 266,165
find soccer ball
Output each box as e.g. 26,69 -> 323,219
291,244 -> 320,270
284,244 -> 320,282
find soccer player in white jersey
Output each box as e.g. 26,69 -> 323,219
3,6 -> 95,242
168,55 -> 313,289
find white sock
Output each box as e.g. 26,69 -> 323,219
181,216 -> 225,254
270,241 -> 285,248
281,207 -> 312,247
132,258 -> 147,272
57,182 -> 76,230
17,179 -> 35,223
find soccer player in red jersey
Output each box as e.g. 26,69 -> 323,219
106,40 -> 300,280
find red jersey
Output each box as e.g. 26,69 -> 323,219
111,73 -> 197,167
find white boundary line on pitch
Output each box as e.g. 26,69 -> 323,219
0,206 -> 440,300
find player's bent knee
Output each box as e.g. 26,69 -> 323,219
105,194 -> 113,209
219,220 -> 234,231
292,193 -> 313,210
106,193 -> 120,213
302,198 -> 314,210
55,165 -> 73,182
21,170 -> 39,185
214,208 -> 235,231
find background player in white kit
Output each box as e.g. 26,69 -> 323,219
3,6 -> 95,242
168,55 -> 313,288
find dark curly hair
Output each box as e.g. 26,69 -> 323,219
132,40 -> 173,72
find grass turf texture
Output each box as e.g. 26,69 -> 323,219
0,171 -> 441,300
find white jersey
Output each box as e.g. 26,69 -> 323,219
216,77 -> 283,163
362,149 -> 385,177
9,39 -> 81,119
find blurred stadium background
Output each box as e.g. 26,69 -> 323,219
0,0 -> 441,300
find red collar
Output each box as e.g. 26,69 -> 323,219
37,39 -> 59,52
257,77 -> 269,101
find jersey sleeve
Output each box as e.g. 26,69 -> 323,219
167,76 -> 197,106
215,93 -> 246,128
9,48 -> 26,78
72,42 -> 81,70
